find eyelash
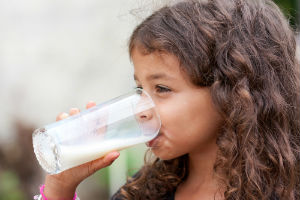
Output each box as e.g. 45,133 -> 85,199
135,85 -> 171,93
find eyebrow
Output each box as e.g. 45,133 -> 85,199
134,73 -> 175,81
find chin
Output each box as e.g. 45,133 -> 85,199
152,148 -> 181,160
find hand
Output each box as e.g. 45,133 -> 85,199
44,101 -> 120,200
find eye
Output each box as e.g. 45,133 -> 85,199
134,86 -> 143,90
155,85 -> 171,93
134,85 -> 171,94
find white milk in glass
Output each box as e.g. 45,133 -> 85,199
32,89 -> 161,174
58,115 -> 154,172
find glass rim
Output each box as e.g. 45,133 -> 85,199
134,87 -> 161,132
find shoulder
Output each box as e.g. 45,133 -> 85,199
110,171 -> 141,200
111,189 -> 175,200
110,170 -> 177,200
110,191 -> 122,200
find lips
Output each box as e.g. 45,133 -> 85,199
146,132 -> 162,147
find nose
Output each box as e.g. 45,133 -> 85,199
135,94 -> 154,122
134,89 -> 154,121
135,106 -> 159,137
137,108 -> 154,122
133,88 -> 161,136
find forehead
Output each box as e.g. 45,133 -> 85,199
131,48 -> 188,81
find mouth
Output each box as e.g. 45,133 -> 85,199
146,132 -> 162,147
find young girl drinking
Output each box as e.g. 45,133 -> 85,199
35,0 -> 300,199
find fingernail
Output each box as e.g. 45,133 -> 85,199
104,152 -> 119,164
69,108 -> 79,114
110,152 -> 120,160
61,112 -> 69,118
87,101 -> 96,105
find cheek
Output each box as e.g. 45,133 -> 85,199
157,99 -> 197,145
158,99 -> 186,130
182,101 -> 222,148
157,96 -> 222,152
159,98 -> 201,129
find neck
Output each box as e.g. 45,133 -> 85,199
176,139 -> 225,200
188,141 -> 218,184
185,141 -> 220,191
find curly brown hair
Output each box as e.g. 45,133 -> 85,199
114,0 -> 300,199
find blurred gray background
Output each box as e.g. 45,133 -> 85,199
0,0 -> 150,199
0,0 -> 299,199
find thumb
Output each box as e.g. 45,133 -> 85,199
86,151 -> 120,177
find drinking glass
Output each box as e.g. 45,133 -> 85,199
32,88 -> 161,174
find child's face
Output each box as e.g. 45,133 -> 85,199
132,48 -> 223,160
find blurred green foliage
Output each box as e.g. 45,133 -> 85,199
0,171 -> 25,200
274,0 -> 299,29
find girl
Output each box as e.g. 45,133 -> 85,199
36,0 -> 300,199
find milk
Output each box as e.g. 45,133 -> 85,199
58,135 -> 152,172
32,89 -> 161,174
33,113 -> 159,174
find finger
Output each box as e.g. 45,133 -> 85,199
69,108 -> 80,116
86,101 -> 96,109
96,109 -> 108,136
56,112 -> 69,121
87,151 -> 120,176
102,151 -> 120,165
